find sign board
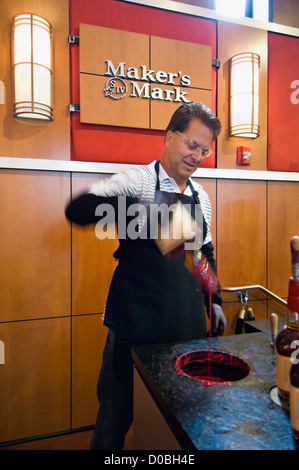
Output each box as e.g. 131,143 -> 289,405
79,24 -> 212,130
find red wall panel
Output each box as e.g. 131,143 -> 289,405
268,33 -> 299,172
70,0 -> 217,165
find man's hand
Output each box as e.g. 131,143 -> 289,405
210,304 -> 226,336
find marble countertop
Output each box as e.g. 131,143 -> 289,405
132,329 -> 297,450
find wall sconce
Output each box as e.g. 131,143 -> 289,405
229,52 -> 260,138
12,13 -> 53,121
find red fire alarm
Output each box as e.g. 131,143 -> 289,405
237,146 -> 251,166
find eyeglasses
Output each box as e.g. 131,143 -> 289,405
175,131 -> 213,159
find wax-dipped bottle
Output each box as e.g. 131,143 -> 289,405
290,359 -> 299,442
275,236 -> 299,399
289,236 -> 299,441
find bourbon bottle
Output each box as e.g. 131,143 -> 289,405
275,236 -> 299,399
290,360 -> 299,441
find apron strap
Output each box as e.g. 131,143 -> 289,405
154,160 -> 160,190
187,179 -> 200,205
155,160 -> 200,205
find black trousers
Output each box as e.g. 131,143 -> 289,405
90,329 -> 133,450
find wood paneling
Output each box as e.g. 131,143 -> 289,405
71,314 -> 107,428
0,170 -> 70,322
80,74 -> 150,128
80,23 -> 150,75
150,88 -> 211,131
0,0 -> 70,160
0,317 -> 70,442
71,173 -> 119,315
0,427 -> 133,450
150,36 -> 212,90
222,299 -> 269,336
193,177 -> 216,244
79,24 -> 150,127
216,179 -> 267,287
268,181 -> 299,298
70,174 -> 117,429
217,22 -> 268,170
79,24 -> 212,130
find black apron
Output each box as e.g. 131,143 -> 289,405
107,161 -> 208,350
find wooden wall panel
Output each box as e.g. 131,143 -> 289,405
71,314 -> 107,428
150,88 -> 211,131
80,74 -> 150,128
79,25 -> 212,130
151,36 -> 212,90
0,170 -> 70,322
80,23 -> 150,75
79,24 -> 150,128
216,180 -> 267,288
193,177 -> 216,245
216,179 -> 267,335
217,22 -> 268,170
268,181 -> 299,298
0,0 -> 70,160
223,299 -> 269,336
0,317 -> 70,442
71,173 -> 119,315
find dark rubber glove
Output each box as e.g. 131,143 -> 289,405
210,304 -> 226,336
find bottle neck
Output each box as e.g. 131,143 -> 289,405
287,308 -> 299,331
292,264 -> 299,280
287,238 -> 299,333
288,277 -> 299,307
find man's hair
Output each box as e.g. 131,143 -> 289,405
165,102 -> 221,141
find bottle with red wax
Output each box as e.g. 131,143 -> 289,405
275,236 -> 299,399
290,360 -> 299,441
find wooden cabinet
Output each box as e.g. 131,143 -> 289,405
71,173 -> 119,315
268,181 -> 299,298
0,317 -> 70,442
217,179 -> 267,288
0,170 -> 71,322
70,173 -> 118,429
71,314 -> 107,428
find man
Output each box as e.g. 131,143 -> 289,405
65,102 -> 226,450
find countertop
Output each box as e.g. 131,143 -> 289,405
132,328 -> 297,450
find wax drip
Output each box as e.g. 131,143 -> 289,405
192,251 -> 219,293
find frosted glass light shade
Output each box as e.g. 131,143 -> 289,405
12,13 -> 53,121
229,52 -> 260,138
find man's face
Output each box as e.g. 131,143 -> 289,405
163,118 -> 214,187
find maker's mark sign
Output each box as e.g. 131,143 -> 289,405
79,24 -> 212,130
104,60 -> 191,102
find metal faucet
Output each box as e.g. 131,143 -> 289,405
235,290 -> 255,334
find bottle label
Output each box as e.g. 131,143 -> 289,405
290,384 -> 299,432
276,352 -> 291,392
